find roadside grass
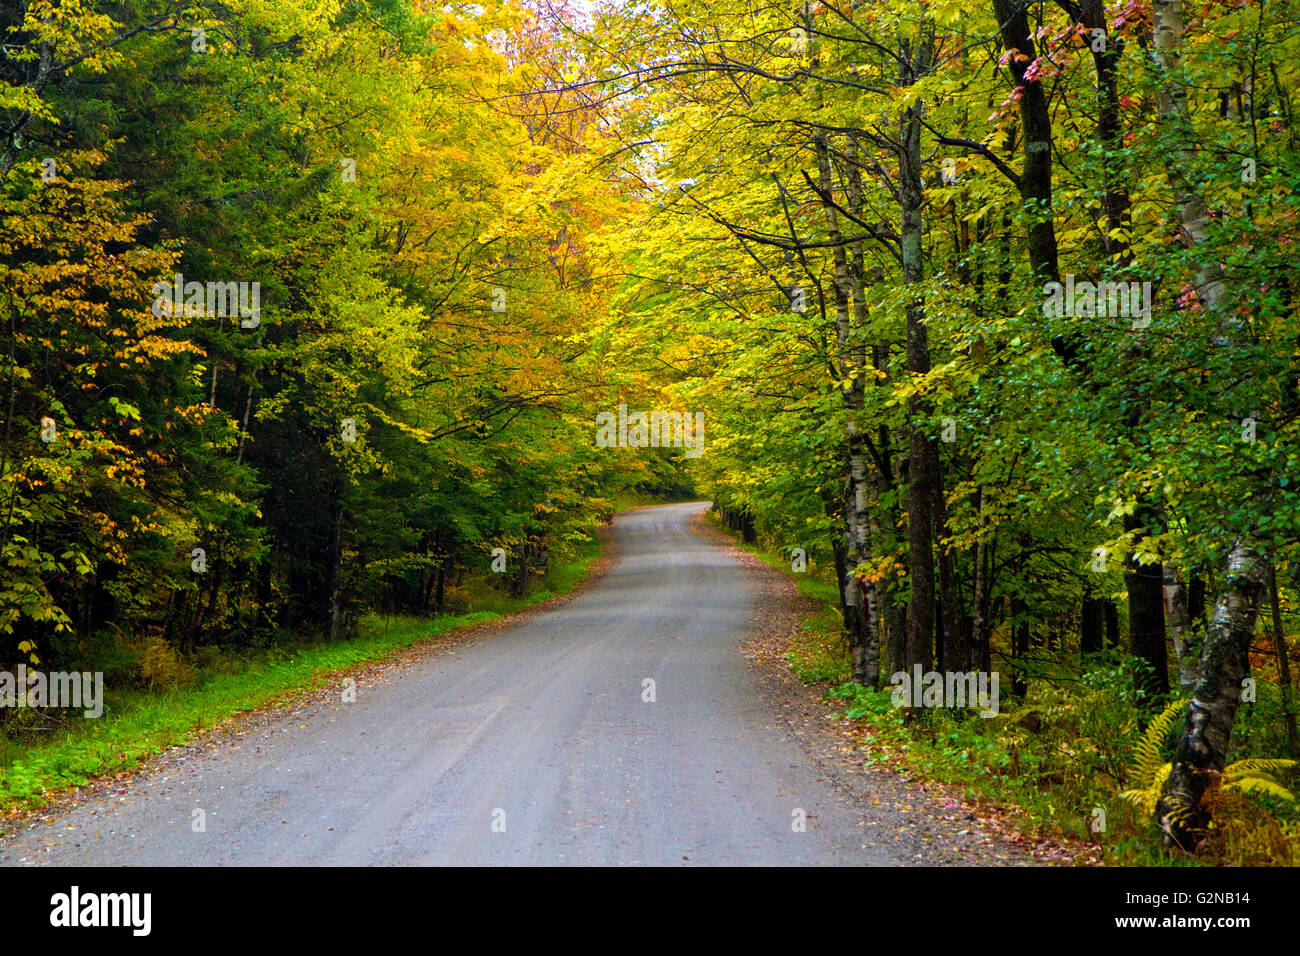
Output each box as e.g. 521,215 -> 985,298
0,533 -> 604,815
703,509 -> 1225,866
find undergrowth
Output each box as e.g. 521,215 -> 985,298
713,511 -> 1300,866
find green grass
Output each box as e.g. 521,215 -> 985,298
0,534 -> 604,815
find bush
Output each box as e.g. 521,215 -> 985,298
137,636 -> 197,689
440,586 -> 472,614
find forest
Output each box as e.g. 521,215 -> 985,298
2,0 -> 1299,866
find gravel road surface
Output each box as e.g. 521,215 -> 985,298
0,502 -> 914,866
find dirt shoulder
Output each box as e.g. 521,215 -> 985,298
692,508 -> 1102,866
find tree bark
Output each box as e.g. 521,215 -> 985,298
1152,0 -> 1274,842
1267,562 -> 1300,760
930,440 -> 964,671
1158,542 -> 1269,847
1124,509 -> 1169,697
1081,595 -> 1104,654
1152,0 -> 1224,307
326,485 -> 344,642
1165,567 -> 1201,690
970,485 -> 992,670
1104,599 -> 1120,648
814,128 -> 879,687
1011,592 -> 1029,697
990,0 -> 1059,282
845,132 -> 884,688
1078,0 -> 1130,256
900,24 -> 936,679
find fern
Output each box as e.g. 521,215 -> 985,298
1207,772 -> 1300,866
1126,698 -> 1187,790
1121,763 -> 1172,817
1118,699 -> 1188,819
1223,776 -> 1296,801
1223,758 -> 1297,778
1115,699 -> 1300,860
1222,759 -> 1297,802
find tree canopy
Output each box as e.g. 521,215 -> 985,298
2,0 -> 1298,859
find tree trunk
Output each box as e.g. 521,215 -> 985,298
1152,0 -> 1224,308
1079,0 -> 1130,259
741,508 -> 756,544
930,441 -> 964,671
814,128 -> 878,687
899,25 -> 936,679
971,485 -> 991,667
1157,541 -> 1269,847
1124,509 -> 1169,697
885,588 -> 908,679
515,542 -> 530,596
1152,0 -> 1275,842
1104,599 -> 1120,648
1267,562 -> 1300,760
844,132 -> 883,688
826,491 -> 851,624
327,486 -> 345,642
1081,595 -> 1104,654
1165,567 -> 1201,690
990,0 -> 1059,283
1011,592 -> 1029,697
236,377 -> 254,466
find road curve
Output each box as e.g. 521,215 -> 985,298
1,501 -> 901,866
